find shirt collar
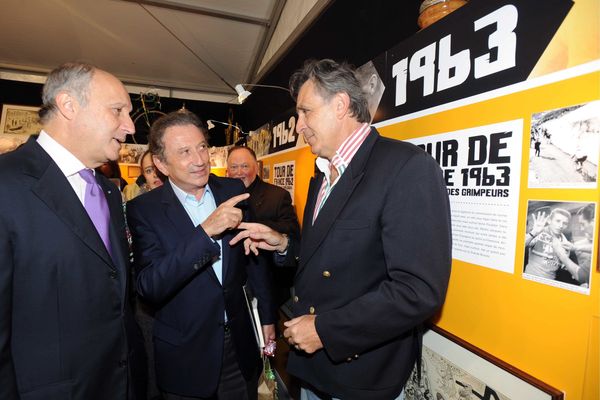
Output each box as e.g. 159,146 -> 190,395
315,122 -> 370,177
169,179 -> 213,206
36,130 -> 86,177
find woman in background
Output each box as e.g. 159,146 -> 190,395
123,150 -> 164,201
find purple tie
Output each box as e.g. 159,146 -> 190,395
79,169 -> 111,254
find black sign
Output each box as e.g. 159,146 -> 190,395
372,0 -> 573,122
269,110 -> 299,154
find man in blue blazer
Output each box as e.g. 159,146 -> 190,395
232,59 -> 452,399
126,111 -> 275,399
0,63 -> 146,399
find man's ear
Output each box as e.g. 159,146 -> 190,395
335,92 -> 351,119
152,154 -> 170,177
54,91 -> 78,120
366,74 -> 378,94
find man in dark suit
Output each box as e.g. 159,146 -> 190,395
126,111 -> 276,400
231,59 -> 452,399
227,146 -> 300,309
0,62 -> 146,400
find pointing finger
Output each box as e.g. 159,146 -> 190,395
229,229 -> 250,246
222,192 -> 250,208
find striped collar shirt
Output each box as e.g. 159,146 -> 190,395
312,123 -> 370,224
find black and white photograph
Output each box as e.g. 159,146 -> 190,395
523,200 -> 595,294
208,145 -> 230,169
356,60 -> 385,123
247,123 -> 272,158
404,327 -> 563,400
405,346 -> 510,400
262,163 -> 270,180
528,100 -> 599,188
0,104 -> 42,136
118,143 -> 147,165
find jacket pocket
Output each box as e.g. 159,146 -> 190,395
21,379 -> 73,400
153,320 -> 184,345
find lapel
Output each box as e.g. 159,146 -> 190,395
98,176 -> 128,297
24,139 -> 116,270
300,128 -> 379,266
299,174 -> 321,245
208,175 -> 231,285
161,178 -> 222,286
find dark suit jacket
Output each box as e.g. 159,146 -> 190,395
246,177 -> 300,307
126,175 -> 275,397
0,137 -> 146,400
286,128 -> 452,399
247,176 -> 300,236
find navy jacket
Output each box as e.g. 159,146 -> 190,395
127,175 -> 274,397
286,128 -> 452,399
0,137 -> 146,400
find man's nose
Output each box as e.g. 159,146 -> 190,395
296,114 -> 306,134
123,114 -> 135,135
191,149 -> 206,164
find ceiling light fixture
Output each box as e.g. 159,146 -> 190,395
234,83 -> 290,104
207,119 -> 247,135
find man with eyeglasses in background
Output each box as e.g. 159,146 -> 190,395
227,146 -> 301,312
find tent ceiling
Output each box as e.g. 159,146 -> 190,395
0,0 -> 330,103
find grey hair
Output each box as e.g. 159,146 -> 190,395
289,59 -> 371,123
39,62 -> 96,123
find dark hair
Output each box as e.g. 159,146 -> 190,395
578,204 -> 595,222
139,149 -> 166,183
289,59 -> 371,123
149,110 -> 208,161
227,145 -> 257,160
140,150 -> 153,166
39,62 -> 97,123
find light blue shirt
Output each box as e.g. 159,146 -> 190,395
169,180 -> 224,285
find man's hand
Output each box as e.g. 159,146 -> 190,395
529,211 -> 548,236
229,222 -> 288,255
262,324 -> 276,343
551,237 -> 571,260
283,315 -> 323,354
201,193 -> 249,237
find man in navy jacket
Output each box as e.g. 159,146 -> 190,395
127,111 -> 275,399
232,59 -> 452,399
0,62 -> 146,400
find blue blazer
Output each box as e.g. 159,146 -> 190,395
127,175 -> 274,397
0,137 -> 146,400
286,128 -> 452,399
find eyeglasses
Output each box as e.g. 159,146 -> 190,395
228,164 -> 251,173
